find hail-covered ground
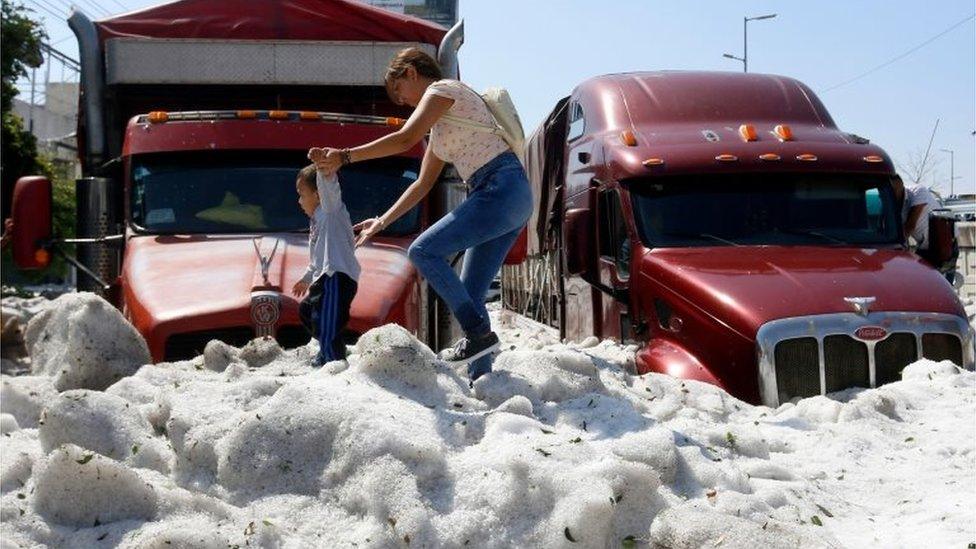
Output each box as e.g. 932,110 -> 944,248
0,293 -> 973,548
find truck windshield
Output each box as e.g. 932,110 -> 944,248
628,173 -> 900,248
130,152 -> 422,235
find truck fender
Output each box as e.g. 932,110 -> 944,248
635,338 -> 726,390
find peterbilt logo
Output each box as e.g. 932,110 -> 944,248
250,291 -> 280,337
844,296 -> 876,317
854,326 -> 888,341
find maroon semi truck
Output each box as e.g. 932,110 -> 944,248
10,0 -> 467,360
504,71 -> 974,406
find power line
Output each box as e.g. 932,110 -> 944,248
23,0 -> 65,20
105,0 -> 129,12
821,13 -> 975,93
77,0 -> 113,17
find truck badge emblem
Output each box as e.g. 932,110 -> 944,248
843,296 -> 876,317
252,237 -> 281,286
854,326 -> 888,341
701,130 -> 720,142
250,291 -> 280,338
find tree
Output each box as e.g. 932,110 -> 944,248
895,118 -> 940,188
2,0 -> 48,219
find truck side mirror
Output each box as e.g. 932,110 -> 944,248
10,176 -> 53,270
919,210 -> 957,271
564,207 -> 593,276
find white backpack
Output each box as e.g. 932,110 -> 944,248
441,85 -> 526,166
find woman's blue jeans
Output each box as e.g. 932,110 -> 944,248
408,152 -> 532,373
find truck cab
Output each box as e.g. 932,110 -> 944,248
10,0 -> 467,360
509,71 -> 974,406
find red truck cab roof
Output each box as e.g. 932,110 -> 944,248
572,71 -> 894,180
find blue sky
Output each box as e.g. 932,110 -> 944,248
21,0 -> 976,196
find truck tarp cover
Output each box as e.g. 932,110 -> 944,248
95,0 -> 446,45
525,97 -> 569,256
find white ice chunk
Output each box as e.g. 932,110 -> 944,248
24,293 -> 150,391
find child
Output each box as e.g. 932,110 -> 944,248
293,164 -> 360,365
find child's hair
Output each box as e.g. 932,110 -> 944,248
297,164 -> 318,191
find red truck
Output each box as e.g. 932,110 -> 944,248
505,71 -> 974,406
10,0 -> 467,361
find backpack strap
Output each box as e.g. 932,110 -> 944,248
436,80 -> 505,134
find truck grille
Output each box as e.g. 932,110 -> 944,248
164,326 -> 362,361
758,312 -> 974,407
874,333 -> 917,385
774,338 -> 820,402
164,327 -> 255,361
921,333 -> 963,365
823,335 -> 870,393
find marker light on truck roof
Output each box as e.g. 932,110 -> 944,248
739,124 -> 758,142
147,111 -> 169,123
642,158 -> 665,167
268,110 -> 290,120
385,117 -> 406,127
759,153 -> 781,161
715,154 -> 738,162
299,111 -> 320,121
796,153 -> 818,162
863,155 -> 885,163
773,124 -> 793,141
620,131 -> 638,147
236,110 -> 257,119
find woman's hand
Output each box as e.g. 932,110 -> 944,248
307,147 -> 343,174
353,217 -> 384,247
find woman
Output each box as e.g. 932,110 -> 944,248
309,48 -> 532,376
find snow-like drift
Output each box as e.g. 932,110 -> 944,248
0,296 -> 973,548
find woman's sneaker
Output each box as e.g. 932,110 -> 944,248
440,332 -> 500,364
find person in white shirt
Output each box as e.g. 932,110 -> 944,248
891,175 -> 941,250
293,164 -> 360,365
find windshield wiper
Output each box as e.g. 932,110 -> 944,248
663,232 -> 741,247
775,228 -> 847,245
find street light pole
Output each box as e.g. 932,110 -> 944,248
744,17 -> 748,73
939,148 -> 955,197
724,13 -> 777,73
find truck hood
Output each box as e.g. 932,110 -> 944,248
123,233 -> 417,333
639,246 -> 964,339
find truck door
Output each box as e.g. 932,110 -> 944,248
595,187 -> 632,341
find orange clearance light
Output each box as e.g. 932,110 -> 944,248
147,111 -> 168,123
863,155 -> 884,163
385,117 -> 406,127
759,153 -> 781,161
715,154 -> 738,162
642,158 -> 665,167
299,111 -> 320,121
796,153 -> 818,162
774,124 -> 793,141
236,110 -> 257,119
34,248 -> 50,266
739,124 -> 758,142
620,130 -> 638,147
268,110 -> 290,120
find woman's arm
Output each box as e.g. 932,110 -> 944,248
310,93 -> 453,172
904,204 -> 926,240
354,147 -> 446,246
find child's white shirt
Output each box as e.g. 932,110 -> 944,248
301,171 -> 361,283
